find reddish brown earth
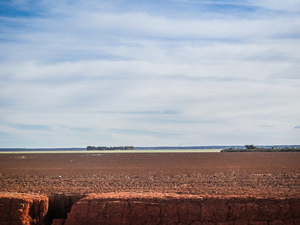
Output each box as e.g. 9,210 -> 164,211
1,193 -> 300,225
65,192 -> 300,225
0,193 -> 48,225
0,152 -> 299,197
0,152 -> 300,224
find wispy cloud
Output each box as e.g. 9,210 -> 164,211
12,124 -> 51,131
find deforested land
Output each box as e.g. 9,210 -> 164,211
1,148 -> 300,225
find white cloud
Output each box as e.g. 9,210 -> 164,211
0,0 -> 300,147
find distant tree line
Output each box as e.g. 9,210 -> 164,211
221,145 -> 300,152
87,146 -> 134,151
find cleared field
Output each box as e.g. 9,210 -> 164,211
0,152 -> 299,197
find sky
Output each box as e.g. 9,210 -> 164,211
0,0 -> 300,148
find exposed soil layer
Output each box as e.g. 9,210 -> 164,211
0,193 -> 48,225
1,193 -> 300,225
0,152 -> 300,197
65,193 -> 300,225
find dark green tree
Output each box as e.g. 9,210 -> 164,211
245,145 -> 257,150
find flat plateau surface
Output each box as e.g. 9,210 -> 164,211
0,152 -> 299,198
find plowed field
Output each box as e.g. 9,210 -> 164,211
0,152 -> 299,197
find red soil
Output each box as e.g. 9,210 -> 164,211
1,152 -> 300,225
64,192 -> 300,225
1,192 -> 300,225
0,193 -> 48,225
0,152 -> 299,197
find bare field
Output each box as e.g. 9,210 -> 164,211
0,152 -> 299,197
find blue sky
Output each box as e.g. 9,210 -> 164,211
0,0 -> 300,147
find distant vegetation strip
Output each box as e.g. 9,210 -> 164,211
1,145 -> 300,152
87,146 -> 134,150
221,145 -> 300,152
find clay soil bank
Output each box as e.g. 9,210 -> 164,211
0,152 -> 299,198
2,192 -> 300,225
